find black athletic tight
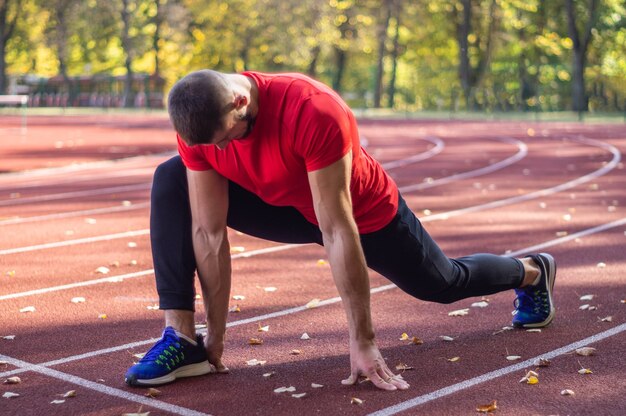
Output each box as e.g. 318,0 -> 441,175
151,156 -> 524,310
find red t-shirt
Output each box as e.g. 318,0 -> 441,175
177,71 -> 398,234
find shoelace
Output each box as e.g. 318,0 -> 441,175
514,290 -> 548,315
142,335 -> 185,369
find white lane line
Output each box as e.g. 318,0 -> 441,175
367,323 -> 626,416
381,136 -> 444,170
420,136 -> 621,222
0,244 -> 299,301
0,229 -> 150,255
0,183 -> 151,207
0,353 -> 211,416
1,214 -> 624,378
399,136 -> 527,192
0,202 -> 150,225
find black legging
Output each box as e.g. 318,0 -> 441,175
151,156 -> 524,310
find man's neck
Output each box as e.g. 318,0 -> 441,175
228,73 -> 259,118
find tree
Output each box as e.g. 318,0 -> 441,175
565,0 -> 599,112
0,0 -> 22,93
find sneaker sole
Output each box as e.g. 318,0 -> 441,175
126,361 -> 212,386
520,252 -> 556,328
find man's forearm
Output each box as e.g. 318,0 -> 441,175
193,228 -> 232,341
324,227 -> 375,344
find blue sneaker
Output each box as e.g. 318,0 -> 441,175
125,327 -> 212,386
512,253 -> 556,328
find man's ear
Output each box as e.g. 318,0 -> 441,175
233,94 -> 248,109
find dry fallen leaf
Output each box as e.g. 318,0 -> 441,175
580,294 -> 594,301
316,259 -> 328,266
599,316 -> 612,322
506,355 -> 522,361
311,383 -> 324,388
305,299 -> 321,308
448,308 -> 469,317
579,304 -> 590,310
258,324 -> 269,332
246,359 -> 266,366
94,266 -> 110,274
411,336 -> 424,345
71,297 -> 86,304
263,372 -> 275,378
291,393 -> 307,399
6,270 -> 16,277
3,377 -> 21,384
274,386 -> 296,393
62,390 -> 77,398
399,333 -> 409,341
50,399 -> 65,404
534,358 -> 551,367
395,363 -> 414,371
145,388 -> 161,398
300,333 -> 311,340
519,370 -> 539,384
578,368 -> 592,375
264,287 -> 277,292
230,246 -> 245,253
471,301 -> 489,308
526,328 -> 542,333
2,335 -> 16,340
596,262 -> 606,268
575,347 -> 596,356
476,400 -> 498,413
248,338 -> 263,346
290,349 -> 302,355
122,412 -> 150,416
229,305 -> 241,313
440,335 -> 454,342
561,389 -> 575,396
232,295 -> 245,301
19,306 -> 35,313
3,392 -> 19,398
98,314 -> 107,319
447,357 -> 460,362
351,397 -> 364,405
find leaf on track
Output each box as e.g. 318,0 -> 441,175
230,246 -> 245,253
305,298 -> 321,308
246,359 -> 266,366
6,270 -> 16,277
350,397 -> 364,405
50,399 -> 65,404
447,357 -> 460,362
258,324 -> 269,332
3,377 -> 21,384
561,389 -> 575,396
471,301 -> 489,308
448,308 -> 469,317
575,347 -> 596,356
506,355 -> 522,361
300,333 -> 311,340
399,333 -> 409,341
316,259 -> 328,266
596,262 -> 606,268
526,329 -> 542,333
311,383 -> 324,388
599,316 -> 612,322
578,368 -> 592,375
232,295 -> 245,301
229,305 -> 241,313
290,349 -> 302,355
440,335 -> 454,342
98,314 -> 107,319
534,358 -> 551,367
248,338 -> 263,346
71,297 -> 86,304
476,400 -> 497,413
19,306 -> 35,313
580,294 -> 594,301
292,393 -> 307,399
2,335 -> 16,340
62,390 -> 77,398
274,386 -> 296,393
395,363 -> 414,371
264,287 -> 277,292
145,388 -> 161,398
2,392 -> 19,398
519,370 -> 539,384
263,372 -> 275,378
94,266 -> 110,274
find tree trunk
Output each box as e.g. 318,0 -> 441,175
153,0 -> 162,77
121,0 -> 134,108
387,1 -> 401,108
332,47 -> 346,93
373,0 -> 392,108
455,0 -> 472,109
307,45 -> 320,77
565,0 -> 598,112
0,0 -> 21,94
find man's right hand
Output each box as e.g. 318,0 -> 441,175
205,336 -> 229,373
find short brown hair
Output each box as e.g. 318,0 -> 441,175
167,70 -> 231,145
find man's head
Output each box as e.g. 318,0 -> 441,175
168,70 -> 256,148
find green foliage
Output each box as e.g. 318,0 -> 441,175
3,0 -> 625,111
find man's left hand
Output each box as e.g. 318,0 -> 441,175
342,340 -> 410,391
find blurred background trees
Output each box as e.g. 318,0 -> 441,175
1,0 -> 624,112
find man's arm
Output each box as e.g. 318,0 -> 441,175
187,168 -> 231,373
308,152 -> 409,391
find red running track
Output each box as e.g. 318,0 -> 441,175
1,114 -> 625,416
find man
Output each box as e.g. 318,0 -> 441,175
125,70 -> 556,391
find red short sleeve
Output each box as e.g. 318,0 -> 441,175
176,134 -> 213,171
293,94 -> 353,172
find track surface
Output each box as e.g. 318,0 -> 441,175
1,114 -> 625,416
